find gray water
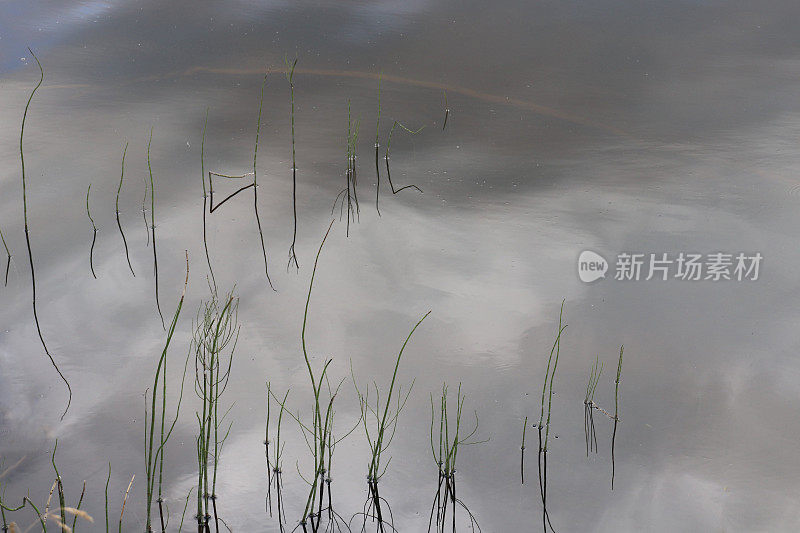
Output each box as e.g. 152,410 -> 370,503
2,1 -> 800,531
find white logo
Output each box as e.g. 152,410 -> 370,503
578,250 -> 608,283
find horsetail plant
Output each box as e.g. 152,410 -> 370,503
265,383 -> 290,532
19,47 -> 72,420
200,108 -> 216,292
427,383 -> 484,533
115,142 -> 135,276
286,56 -> 300,271
253,72 -> 275,289
332,103 -> 361,237
147,127 -> 166,329
537,301 -> 566,533
612,346 -> 623,490
584,356 -> 603,456
374,73 -> 382,216
144,252 -> 190,532
351,307 -> 431,532
194,289 -> 240,533
86,184 -> 98,279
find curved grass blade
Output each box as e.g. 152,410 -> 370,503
20,48 -> 72,420
286,56 -> 300,271
200,108 -> 216,291
253,73 -> 275,290
0,227 -> 11,287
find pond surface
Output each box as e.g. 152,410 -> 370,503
2,1 -> 800,531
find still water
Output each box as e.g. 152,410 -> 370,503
2,1 -> 800,531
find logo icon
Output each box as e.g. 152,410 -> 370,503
578,250 -> 608,283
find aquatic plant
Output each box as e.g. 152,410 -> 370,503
286,56 -> 300,271
332,103 -> 361,237
193,288 -> 240,533
383,121 -> 424,198
147,127 -> 166,329
583,356 -> 603,456
19,47 -> 72,420
200,108 -> 216,292
115,142 -> 135,276
612,346 -> 623,490
86,184 -> 98,279
265,383 -> 290,532
536,301 -> 566,533
351,307 -> 431,532
427,383 -> 484,533
0,226 -> 11,287
253,73 -> 275,289
144,252 -> 190,532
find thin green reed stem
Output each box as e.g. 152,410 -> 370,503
105,463 -> 110,533
384,121 -> 424,195
201,108 -> 216,291
116,142 -> 135,276
442,90 -> 449,131
253,73 -> 275,290
0,226 -> 11,287
51,440 -> 66,532
544,303 -> 565,450
286,57 -> 299,271
86,184 -> 97,279
71,480 -> 85,532
147,127 -> 166,329
612,345 -> 623,490
521,415 -> 527,484
20,47 -> 71,420
375,73 -> 382,215
142,167 -> 150,247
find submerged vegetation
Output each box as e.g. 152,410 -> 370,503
85,184 -> 97,279
115,142 -> 136,277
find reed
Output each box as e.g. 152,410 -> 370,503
332,103 -> 361,237
200,108 -> 216,291
520,416 -> 527,484
147,127 -> 166,329
265,383 -> 290,532
583,356 -> 603,456
0,226 -> 11,287
286,56 -> 300,271
351,308 -> 431,532
286,220 -> 361,532
51,441 -> 66,532
142,166 -> 150,247
427,383 -> 484,533
69,481 -> 86,532
536,301 -> 566,533
253,73 -> 275,290
193,288 -> 240,533
86,184 -> 98,279
374,73 -> 382,216
144,252 -> 190,532
19,47 -> 72,420
611,346 -> 623,490
115,142 -> 135,276
120,474 -> 134,533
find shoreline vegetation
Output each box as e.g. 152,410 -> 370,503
1,53 -> 628,532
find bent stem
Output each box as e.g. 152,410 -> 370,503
253,72 -> 275,290
116,142 -> 135,276
201,108 -> 216,292
20,47 -> 72,420
86,184 -> 97,279
611,346 -> 623,490
384,121 -> 424,198
0,226 -> 11,287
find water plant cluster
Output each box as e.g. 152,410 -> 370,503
0,51 -> 627,533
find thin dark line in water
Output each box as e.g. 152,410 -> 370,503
208,172 -> 254,213
286,56 -> 299,272
20,48 -> 71,420
200,109 -> 216,292
375,73 -> 382,216
0,226 -> 11,287
254,73 -> 275,290
142,166 -> 150,247
116,142 -> 135,277
86,184 -> 98,279
384,121 -> 424,196
147,127 -> 166,330
442,90 -> 449,131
